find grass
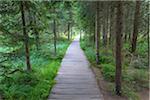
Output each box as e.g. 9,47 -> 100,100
0,37 -> 71,100
80,37 -> 149,100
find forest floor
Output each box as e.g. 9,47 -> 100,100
48,37 -> 103,100
91,66 -> 149,100
0,37 -> 71,100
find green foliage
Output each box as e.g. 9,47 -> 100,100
80,39 -> 95,62
122,84 -> 140,100
81,36 -> 149,99
100,55 -> 114,65
0,38 -> 70,100
124,40 -> 148,68
101,64 -> 115,82
125,69 -> 149,89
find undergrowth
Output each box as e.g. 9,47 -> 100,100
0,38 -> 71,100
80,38 -> 149,100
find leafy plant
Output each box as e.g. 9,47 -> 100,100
101,64 -> 115,82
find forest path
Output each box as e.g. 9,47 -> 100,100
48,36 -> 103,100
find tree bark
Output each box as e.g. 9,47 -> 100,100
95,1 -> 100,64
131,1 -> 141,53
115,1 -> 123,96
20,1 -> 31,71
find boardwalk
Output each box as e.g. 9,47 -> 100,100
48,37 -> 103,100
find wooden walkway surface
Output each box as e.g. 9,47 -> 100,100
48,37 -> 103,100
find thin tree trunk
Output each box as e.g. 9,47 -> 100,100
95,1 -> 100,64
20,1 -> 31,71
106,4 -> 109,46
147,2 -> 150,67
131,1 -> 141,53
80,30 -> 81,41
103,20 -> 106,47
70,26 -> 72,39
109,5 -> 113,44
68,23 -> 70,40
115,1 -> 123,96
53,19 -> 57,55
102,3 -> 107,47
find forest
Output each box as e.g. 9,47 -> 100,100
0,0 -> 149,100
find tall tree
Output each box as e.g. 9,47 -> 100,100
95,1 -> 100,64
20,1 -> 31,71
115,1 -> 123,95
131,1 -> 141,53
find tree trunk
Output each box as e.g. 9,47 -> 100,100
102,3 -> 107,47
131,1 -> 141,53
106,4 -> 109,46
115,1 -> 123,96
80,30 -> 81,41
103,18 -> 107,46
70,26 -> 72,39
95,1 -> 100,64
109,5 -> 113,44
53,19 -> 57,55
20,1 -> 31,71
68,23 -> 70,40
147,2 -> 150,67
33,14 -> 39,51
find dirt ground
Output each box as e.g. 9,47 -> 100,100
91,66 -> 149,100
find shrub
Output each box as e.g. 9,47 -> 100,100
101,64 -> 115,82
122,84 -> 139,100
100,55 -> 114,64
131,69 -> 149,88
80,40 -> 95,62
130,56 -> 147,69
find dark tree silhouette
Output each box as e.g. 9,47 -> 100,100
20,1 -> 32,71
115,1 -> 123,96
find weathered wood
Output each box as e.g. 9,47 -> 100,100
48,37 -> 103,100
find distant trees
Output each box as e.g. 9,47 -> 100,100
63,2 -> 73,40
